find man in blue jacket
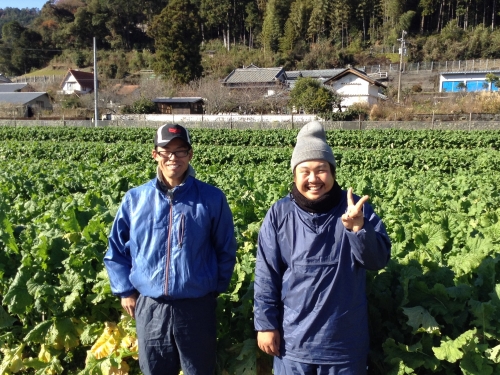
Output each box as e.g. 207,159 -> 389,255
254,121 -> 391,375
104,123 -> 237,375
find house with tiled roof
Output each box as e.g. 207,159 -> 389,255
286,69 -> 346,89
0,74 -> 12,83
59,69 -> 96,94
222,66 -> 287,96
0,92 -> 53,117
0,82 -> 36,93
322,66 -> 387,108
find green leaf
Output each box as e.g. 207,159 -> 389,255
59,271 -> 84,312
383,338 -> 440,371
3,266 -> 34,315
432,329 -> 477,363
0,305 -> 17,329
447,237 -> 494,277
460,351 -> 493,375
47,318 -> 80,350
227,339 -> 257,375
23,355 -> 64,375
25,320 -> 54,343
485,344 -> 500,363
413,222 -> 448,262
468,300 -> 497,331
402,306 -> 441,335
60,202 -> 81,233
0,198 -> 19,253
80,323 -> 105,346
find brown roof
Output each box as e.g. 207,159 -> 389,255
112,84 -> 139,96
60,69 -> 96,90
323,67 -> 386,88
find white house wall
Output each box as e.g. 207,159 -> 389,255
62,76 -> 82,94
328,74 -> 379,107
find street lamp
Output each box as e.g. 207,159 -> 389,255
397,30 -> 407,104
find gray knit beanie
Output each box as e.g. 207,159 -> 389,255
291,121 -> 336,172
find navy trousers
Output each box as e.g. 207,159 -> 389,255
135,293 -> 217,375
274,357 -> 367,375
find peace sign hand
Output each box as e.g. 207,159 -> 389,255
341,187 -> 369,233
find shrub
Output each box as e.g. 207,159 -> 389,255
121,97 -> 157,114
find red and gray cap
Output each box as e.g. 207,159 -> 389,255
154,123 -> 191,147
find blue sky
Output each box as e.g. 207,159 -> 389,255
2,0 -> 48,10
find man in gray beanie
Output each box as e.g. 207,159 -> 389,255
254,121 -> 391,374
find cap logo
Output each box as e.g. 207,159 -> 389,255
155,124 -> 191,146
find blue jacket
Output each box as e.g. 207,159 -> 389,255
254,190 -> 391,364
104,175 -> 237,300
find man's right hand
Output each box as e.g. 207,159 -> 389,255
121,292 -> 139,318
257,330 -> 280,356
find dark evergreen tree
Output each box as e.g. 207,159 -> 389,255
0,7 -> 40,38
148,0 -> 203,84
261,0 -> 281,53
0,21 -> 46,75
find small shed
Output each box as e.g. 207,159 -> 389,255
152,97 -> 204,114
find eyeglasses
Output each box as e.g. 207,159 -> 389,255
156,149 -> 190,159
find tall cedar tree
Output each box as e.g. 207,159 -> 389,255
148,0 -> 203,84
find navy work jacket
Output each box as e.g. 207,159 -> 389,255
254,190 -> 391,364
105,176 -> 237,300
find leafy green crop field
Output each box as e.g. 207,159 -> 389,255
0,127 -> 499,375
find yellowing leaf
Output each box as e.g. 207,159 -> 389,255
120,335 -> 138,352
120,334 -> 138,359
108,360 -> 130,375
38,344 -> 51,363
0,343 -> 25,374
91,322 -> 121,359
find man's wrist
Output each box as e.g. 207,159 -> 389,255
122,291 -> 138,299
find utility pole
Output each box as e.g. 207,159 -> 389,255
93,37 -> 98,127
397,30 -> 407,104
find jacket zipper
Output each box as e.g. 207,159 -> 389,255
165,190 -> 174,296
178,214 -> 185,248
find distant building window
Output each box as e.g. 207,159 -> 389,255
36,101 -> 44,108
442,81 -> 463,92
161,104 -> 172,114
466,80 -> 488,92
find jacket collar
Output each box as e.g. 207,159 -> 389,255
155,164 -> 196,195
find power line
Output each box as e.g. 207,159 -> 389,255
0,46 -> 85,52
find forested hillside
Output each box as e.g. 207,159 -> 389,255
0,7 -> 39,36
1,0 -> 500,81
